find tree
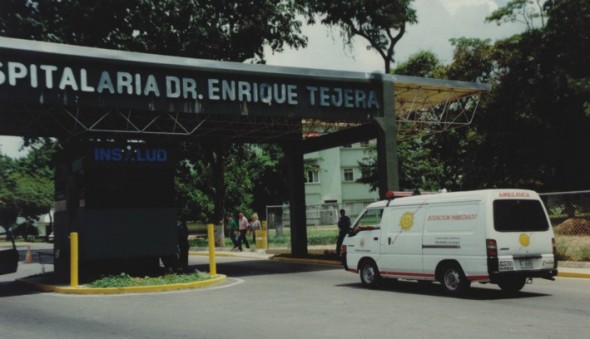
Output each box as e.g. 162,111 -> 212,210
300,0 -> 417,73
465,0 -> 590,191
0,0 -> 307,63
174,142 -> 291,223
0,155 -> 19,228
485,0 -> 549,30
446,38 -> 495,83
429,38 -> 495,191
0,140 -> 56,234
251,144 -> 290,214
176,143 -> 250,223
393,50 -> 446,79
534,0 -> 590,190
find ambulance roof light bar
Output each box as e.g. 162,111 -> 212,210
385,191 -> 414,200
385,191 -> 414,206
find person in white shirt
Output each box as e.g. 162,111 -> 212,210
237,212 -> 250,251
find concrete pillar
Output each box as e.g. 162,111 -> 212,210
283,142 -> 308,257
375,78 -> 400,197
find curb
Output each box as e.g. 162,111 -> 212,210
189,250 -> 272,260
16,274 -> 227,295
557,271 -> 590,279
191,249 -> 342,266
270,256 -> 341,266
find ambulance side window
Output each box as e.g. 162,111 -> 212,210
351,208 -> 384,235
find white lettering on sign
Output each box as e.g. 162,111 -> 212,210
306,86 -> 379,109
208,79 -> 299,105
0,60 -> 381,112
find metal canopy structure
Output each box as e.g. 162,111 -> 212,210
392,75 -> 488,139
0,37 -> 489,144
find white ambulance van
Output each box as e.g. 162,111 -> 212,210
341,189 -> 557,295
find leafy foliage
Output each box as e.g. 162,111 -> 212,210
0,0 -> 307,63
0,140 -> 56,230
175,143 -> 289,223
393,50 -> 446,79
485,0 -> 549,29
469,0 -> 590,191
433,0 -> 590,191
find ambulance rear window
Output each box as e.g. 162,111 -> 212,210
493,200 -> 550,232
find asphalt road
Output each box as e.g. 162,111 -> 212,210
1,253 -> 589,339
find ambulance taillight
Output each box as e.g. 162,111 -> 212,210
486,239 -> 498,257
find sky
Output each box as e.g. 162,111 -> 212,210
264,0 -> 524,72
0,0 -> 525,158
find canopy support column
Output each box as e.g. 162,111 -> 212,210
283,141 -> 308,257
375,78 -> 400,197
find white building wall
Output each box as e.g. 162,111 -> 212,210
304,141 -> 379,206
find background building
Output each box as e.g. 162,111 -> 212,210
303,141 -> 379,225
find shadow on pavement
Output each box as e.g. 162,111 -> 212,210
337,278 -> 551,300
191,258 -> 341,278
0,280 -> 45,297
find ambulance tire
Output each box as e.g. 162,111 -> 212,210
359,259 -> 381,288
498,277 -> 526,294
440,263 -> 470,296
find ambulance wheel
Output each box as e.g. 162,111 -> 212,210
359,259 -> 381,288
440,264 -> 470,296
498,277 -> 526,294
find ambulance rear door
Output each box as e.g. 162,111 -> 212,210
491,192 -> 556,273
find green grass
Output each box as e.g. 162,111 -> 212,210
88,271 -> 211,288
556,236 -> 590,261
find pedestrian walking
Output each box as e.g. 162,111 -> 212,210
228,215 -> 239,251
250,213 -> 261,245
237,212 -> 250,251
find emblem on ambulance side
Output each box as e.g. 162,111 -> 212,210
519,233 -> 530,247
400,212 -> 414,231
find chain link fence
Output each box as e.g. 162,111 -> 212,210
540,191 -> 590,261
540,191 -> 590,235
264,191 -> 590,260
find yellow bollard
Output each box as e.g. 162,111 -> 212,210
207,223 -> 217,276
255,220 -> 268,251
70,232 -> 79,287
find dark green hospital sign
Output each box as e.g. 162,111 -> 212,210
0,38 -> 384,121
